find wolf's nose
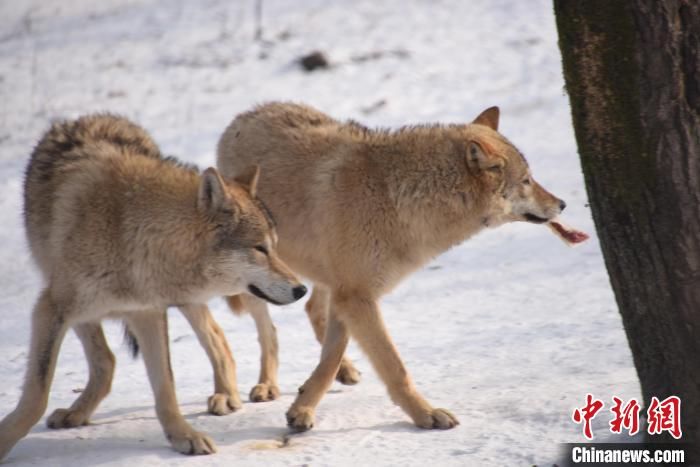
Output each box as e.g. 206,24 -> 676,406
559,200 -> 567,212
292,285 -> 307,300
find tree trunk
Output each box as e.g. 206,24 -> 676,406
554,0 -> 700,458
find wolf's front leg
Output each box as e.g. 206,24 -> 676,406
0,289 -> 70,460
341,296 -> 459,429
125,311 -> 216,455
286,307 -> 350,431
179,304 -> 242,415
47,322 -> 115,428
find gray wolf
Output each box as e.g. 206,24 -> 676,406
215,102 -> 566,431
0,114 -> 306,459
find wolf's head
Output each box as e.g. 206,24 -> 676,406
461,107 -> 565,228
197,166 -> 306,305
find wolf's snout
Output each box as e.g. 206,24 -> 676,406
248,284 -> 280,304
559,199 -> 567,212
247,282 -> 307,305
293,285 -> 308,300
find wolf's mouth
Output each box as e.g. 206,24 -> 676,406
248,284 -> 284,305
523,213 -> 549,224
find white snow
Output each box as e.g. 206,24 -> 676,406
0,0 -> 641,465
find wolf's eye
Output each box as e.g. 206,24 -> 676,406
523,178 -> 531,185
254,245 -> 269,255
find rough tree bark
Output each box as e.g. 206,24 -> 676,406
554,0 -> 700,458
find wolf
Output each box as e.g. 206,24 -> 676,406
0,114 -> 306,460
214,102 -> 566,431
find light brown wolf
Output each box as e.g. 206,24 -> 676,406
0,114 -> 306,460
215,102 -> 566,431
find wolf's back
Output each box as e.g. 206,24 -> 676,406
23,114 -> 161,272
26,114 -> 160,187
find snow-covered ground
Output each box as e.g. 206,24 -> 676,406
0,1 -> 641,465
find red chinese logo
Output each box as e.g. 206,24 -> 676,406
572,393 -> 604,440
609,396 -> 640,436
572,394 -> 682,440
647,396 -> 682,439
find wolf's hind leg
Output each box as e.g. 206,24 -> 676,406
241,295 -> 280,402
305,285 -> 361,385
0,289 -> 70,460
286,307 -> 350,431
47,322 -> 115,429
125,311 -> 216,455
179,303 -> 242,415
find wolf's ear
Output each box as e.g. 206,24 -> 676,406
234,165 -> 260,197
198,167 -> 228,212
472,106 -> 499,131
466,141 -> 504,173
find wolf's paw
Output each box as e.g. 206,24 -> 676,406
249,382 -> 280,402
46,408 -> 89,429
207,393 -> 242,416
413,408 -> 460,430
286,405 -> 315,432
335,359 -> 361,385
167,430 -> 217,455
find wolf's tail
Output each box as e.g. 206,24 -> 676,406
122,323 -> 140,358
